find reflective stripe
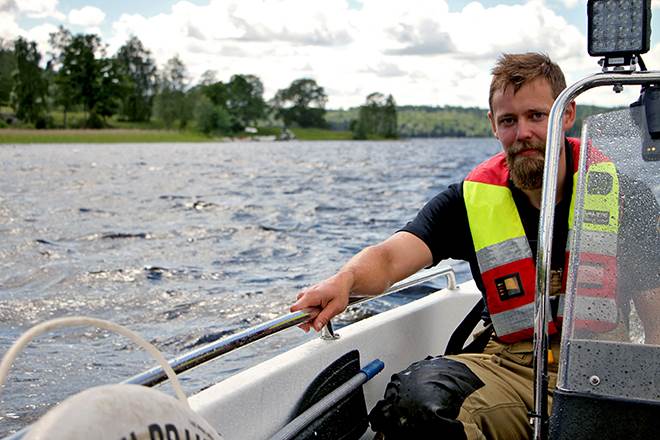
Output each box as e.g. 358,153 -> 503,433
475,237 -> 532,272
567,173 -> 578,228
490,300 -> 553,337
573,296 -> 618,323
579,229 -> 617,256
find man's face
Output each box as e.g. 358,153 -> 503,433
488,78 -> 558,190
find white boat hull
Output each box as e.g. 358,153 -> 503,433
190,281 -> 482,439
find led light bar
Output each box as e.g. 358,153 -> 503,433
587,0 -> 652,57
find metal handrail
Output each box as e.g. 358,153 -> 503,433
125,265 -> 457,388
532,69 -> 660,440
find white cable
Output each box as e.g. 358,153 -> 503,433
0,316 -> 190,409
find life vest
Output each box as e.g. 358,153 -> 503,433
463,138 -> 620,343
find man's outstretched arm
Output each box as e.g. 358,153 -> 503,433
290,231 -> 433,332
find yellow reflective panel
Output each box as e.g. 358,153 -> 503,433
464,181 -> 526,251
583,161 -> 620,234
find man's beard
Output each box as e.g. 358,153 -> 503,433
505,140 -> 546,190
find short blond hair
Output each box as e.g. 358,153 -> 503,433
489,53 -> 566,111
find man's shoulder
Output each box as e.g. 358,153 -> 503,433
465,152 -> 508,186
426,182 -> 465,207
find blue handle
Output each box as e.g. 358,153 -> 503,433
360,359 -> 384,380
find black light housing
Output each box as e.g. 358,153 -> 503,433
587,0 -> 652,58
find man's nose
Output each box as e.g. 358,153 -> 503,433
516,118 -> 533,141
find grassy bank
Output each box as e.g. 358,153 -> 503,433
0,127 -> 355,143
290,127 -> 353,141
0,129 -> 214,144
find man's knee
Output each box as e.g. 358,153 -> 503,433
369,357 -> 484,438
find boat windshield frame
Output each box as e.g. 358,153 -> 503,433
533,69 -> 660,440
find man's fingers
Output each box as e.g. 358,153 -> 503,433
312,301 -> 343,331
290,280 -> 349,332
290,291 -> 311,312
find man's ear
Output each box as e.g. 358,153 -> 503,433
488,111 -> 498,139
563,100 -> 577,132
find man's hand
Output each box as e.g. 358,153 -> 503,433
290,271 -> 353,332
290,232 -> 433,332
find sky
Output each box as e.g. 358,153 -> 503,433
1,0 -> 659,109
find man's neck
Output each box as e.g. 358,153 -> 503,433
521,145 -> 567,210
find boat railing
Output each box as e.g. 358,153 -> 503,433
124,265 -> 458,388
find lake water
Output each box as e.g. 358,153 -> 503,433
0,138 -> 500,436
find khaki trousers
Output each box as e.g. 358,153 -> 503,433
447,336 -> 561,440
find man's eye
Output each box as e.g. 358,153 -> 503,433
499,118 -> 515,126
531,112 -> 546,121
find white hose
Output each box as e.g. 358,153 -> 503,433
0,316 -> 190,409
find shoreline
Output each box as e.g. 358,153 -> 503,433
0,128 -> 496,144
0,128 -> 357,143
0,128 -> 217,144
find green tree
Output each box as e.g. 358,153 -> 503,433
47,26 -> 75,127
194,94 -> 232,135
115,36 -> 157,122
225,74 -> 267,130
382,94 -> 398,138
11,38 -> 48,125
272,78 -> 327,128
199,70 -> 218,86
68,34 -> 103,123
0,40 -> 16,108
49,28 -> 111,127
95,57 -> 123,123
202,80 -> 228,107
353,92 -> 398,139
154,55 -> 191,128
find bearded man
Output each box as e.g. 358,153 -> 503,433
291,53 -> 660,439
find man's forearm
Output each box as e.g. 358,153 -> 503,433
339,245 -> 398,297
340,232 -> 434,297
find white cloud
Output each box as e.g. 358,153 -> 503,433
228,0 -> 353,45
446,1 -> 584,60
654,0 -> 660,10
68,6 -> 105,27
0,19 -> 56,64
0,0 -> 63,43
0,10 -> 21,41
102,0 -> 594,108
3,0 -> 657,108
0,0 -> 17,13
27,22 -> 59,51
16,0 -> 63,19
362,62 -> 407,78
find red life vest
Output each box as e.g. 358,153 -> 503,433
463,138 -> 619,343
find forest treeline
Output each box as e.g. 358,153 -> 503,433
1,27 -> 617,139
327,104 -> 620,138
0,27 -> 397,139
